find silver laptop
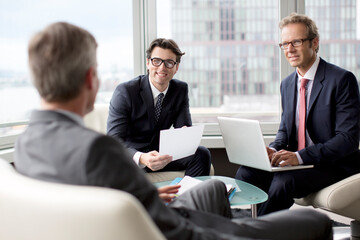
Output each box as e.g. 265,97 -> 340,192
218,117 -> 313,172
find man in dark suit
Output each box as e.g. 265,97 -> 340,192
107,38 -> 211,176
15,22 -> 332,240
236,13 -> 360,216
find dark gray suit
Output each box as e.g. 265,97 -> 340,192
15,110 -> 332,240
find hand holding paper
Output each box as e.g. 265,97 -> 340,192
139,151 -> 172,171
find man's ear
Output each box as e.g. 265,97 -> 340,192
174,62 -> 180,74
312,37 -> 319,51
84,67 -> 94,89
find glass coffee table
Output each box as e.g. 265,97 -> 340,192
154,175 -> 268,218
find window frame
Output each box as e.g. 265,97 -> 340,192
0,0 -> 305,153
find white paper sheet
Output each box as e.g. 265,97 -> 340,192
177,176 -> 202,195
159,125 -> 204,161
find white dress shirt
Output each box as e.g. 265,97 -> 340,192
294,55 -> 320,164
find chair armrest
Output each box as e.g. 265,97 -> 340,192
296,173 -> 360,211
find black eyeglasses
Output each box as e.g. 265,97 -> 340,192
150,57 -> 177,69
279,38 -> 314,50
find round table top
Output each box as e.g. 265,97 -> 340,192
154,175 -> 268,206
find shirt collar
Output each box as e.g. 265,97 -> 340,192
296,55 -> 320,81
54,109 -> 84,126
148,78 -> 169,100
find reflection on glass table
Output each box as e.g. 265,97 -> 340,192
154,175 -> 268,218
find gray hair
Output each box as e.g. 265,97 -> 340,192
28,22 -> 98,102
279,12 -> 320,53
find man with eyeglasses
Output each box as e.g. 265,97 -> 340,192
107,38 -> 211,176
235,12 -> 360,216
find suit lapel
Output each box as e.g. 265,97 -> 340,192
308,59 -> 325,115
139,75 -> 156,127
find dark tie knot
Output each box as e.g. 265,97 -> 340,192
157,93 -> 164,102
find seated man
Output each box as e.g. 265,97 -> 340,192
107,38 -> 211,177
15,21 -> 332,240
236,13 -> 360,216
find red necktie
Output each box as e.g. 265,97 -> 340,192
298,78 -> 309,151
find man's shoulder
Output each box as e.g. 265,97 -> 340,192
318,59 -> 357,85
321,59 -> 352,75
281,71 -> 297,85
116,75 -> 147,92
169,79 -> 188,90
171,78 -> 187,86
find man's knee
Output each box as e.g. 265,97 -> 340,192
270,173 -> 297,195
235,166 -> 257,180
196,146 -> 211,163
205,179 -> 226,191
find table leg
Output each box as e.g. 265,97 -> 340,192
251,204 -> 257,218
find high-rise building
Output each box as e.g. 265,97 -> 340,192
171,0 -> 279,110
169,0 -> 360,114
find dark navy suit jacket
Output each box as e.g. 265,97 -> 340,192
107,75 -> 192,156
270,58 -> 360,174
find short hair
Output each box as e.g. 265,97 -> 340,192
146,38 -> 185,63
279,12 -> 320,53
28,22 -> 98,102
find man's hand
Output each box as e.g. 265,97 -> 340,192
158,185 -> 181,203
270,150 -> 299,167
266,147 -> 276,160
139,151 -> 172,171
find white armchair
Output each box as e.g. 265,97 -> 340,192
295,173 -> 360,239
84,104 -> 214,182
0,158 -> 165,240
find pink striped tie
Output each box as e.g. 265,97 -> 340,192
298,78 -> 309,151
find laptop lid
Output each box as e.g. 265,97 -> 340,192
218,117 -> 313,172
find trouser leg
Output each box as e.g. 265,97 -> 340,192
236,166 -> 348,216
231,209 -> 333,240
175,208 -> 332,239
235,166 -> 274,193
258,167 -> 347,216
169,179 -> 232,218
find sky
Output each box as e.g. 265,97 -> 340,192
156,0 -> 172,38
0,0 -> 133,73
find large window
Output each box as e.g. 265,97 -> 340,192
156,0 -> 281,123
0,0 -> 133,134
306,0 -> 360,80
1,0 -> 360,147
156,0 -> 360,124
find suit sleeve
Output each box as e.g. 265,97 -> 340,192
107,85 -> 137,157
85,136 -> 211,240
300,72 -> 360,164
173,83 -> 192,128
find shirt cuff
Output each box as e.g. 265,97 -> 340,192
269,147 -> 277,152
133,151 -> 146,168
295,152 -> 304,165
